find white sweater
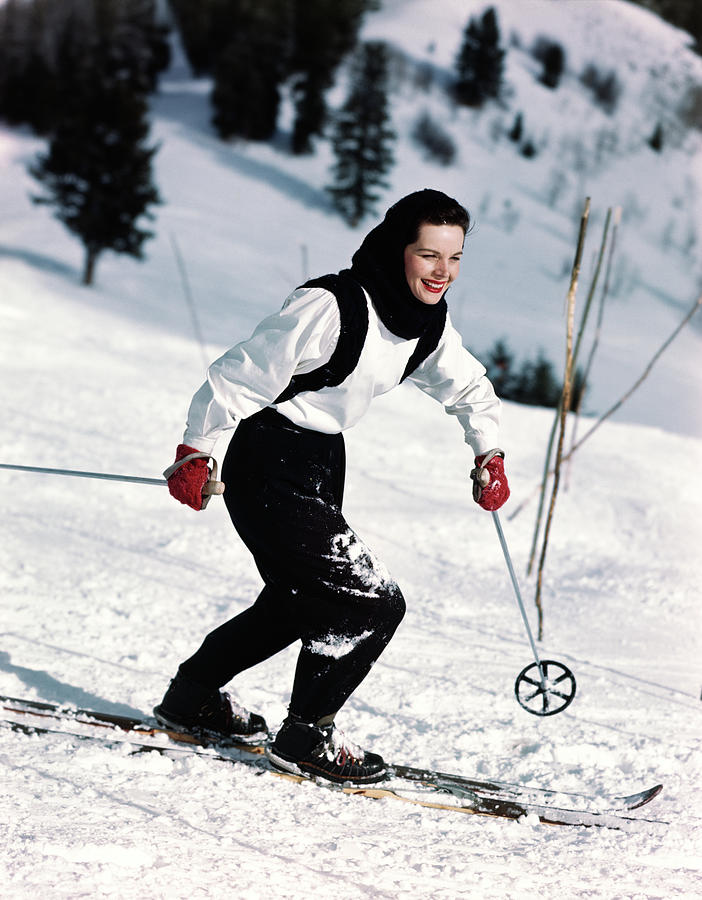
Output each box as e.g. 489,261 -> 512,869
182,285 -> 501,456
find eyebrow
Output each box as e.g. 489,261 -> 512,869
415,247 -> 463,254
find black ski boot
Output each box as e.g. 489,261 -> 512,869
153,670 -> 268,745
267,713 -> 386,784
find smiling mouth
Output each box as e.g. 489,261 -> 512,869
421,279 -> 446,293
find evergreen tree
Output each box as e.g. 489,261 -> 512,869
538,40 -> 565,89
327,41 -> 395,226
211,30 -> 285,140
289,0 -> 371,155
580,64 -> 622,115
411,110 -> 456,165
210,0 -> 290,141
168,0 -> 239,76
484,338 -> 516,397
454,6 -> 504,108
508,112 -> 523,142
0,0 -> 39,126
89,0 -> 171,95
30,77 -> 160,285
515,352 -> 561,407
648,122 -> 664,152
290,67 -> 330,154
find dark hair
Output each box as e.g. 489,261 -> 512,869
383,189 -> 471,248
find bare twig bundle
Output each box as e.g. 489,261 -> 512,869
510,284 -> 701,525
533,197 -> 590,639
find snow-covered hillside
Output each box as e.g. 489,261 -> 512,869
1,1 -> 701,897
361,0 -> 702,439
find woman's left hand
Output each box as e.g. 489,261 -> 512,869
471,450 -> 510,511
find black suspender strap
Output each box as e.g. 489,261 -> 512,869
275,272 -> 369,404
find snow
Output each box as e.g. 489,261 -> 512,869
1,0 -> 702,897
308,630 -> 373,659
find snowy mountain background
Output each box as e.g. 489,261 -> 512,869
1,0 -> 701,897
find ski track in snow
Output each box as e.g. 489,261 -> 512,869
1,1 -> 702,896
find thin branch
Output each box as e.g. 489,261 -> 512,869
566,206 -> 616,487
572,208 -> 612,369
513,288 -> 702,510
533,198 -> 590,639
563,290 -> 702,462
170,232 -> 210,371
527,199 -> 591,578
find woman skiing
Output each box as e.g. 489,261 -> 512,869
156,189 -> 510,785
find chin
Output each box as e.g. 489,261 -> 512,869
417,292 -> 444,305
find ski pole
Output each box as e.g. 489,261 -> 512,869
0,462 -> 166,486
491,510 -> 577,716
0,456 -> 225,507
491,511 -> 544,674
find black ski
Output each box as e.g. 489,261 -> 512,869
0,695 -> 665,829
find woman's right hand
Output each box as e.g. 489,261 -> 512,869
165,444 -> 209,511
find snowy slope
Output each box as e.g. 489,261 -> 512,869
360,0 -> 702,439
1,0 -> 702,897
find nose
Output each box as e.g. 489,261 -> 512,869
433,258 -> 449,278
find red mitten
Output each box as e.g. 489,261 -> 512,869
472,451 -> 510,511
166,444 -> 209,511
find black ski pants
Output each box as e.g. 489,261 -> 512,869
179,407 -> 406,722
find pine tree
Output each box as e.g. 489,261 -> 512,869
508,112 -> 523,142
648,122 -> 664,152
519,352 -> 561,408
169,0 -> 239,76
484,338 -> 516,397
90,0 -> 171,96
327,41 -> 395,227
290,67 -> 329,154
539,41 -> 565,89
30,76 -> 160,285
0,0 -> 40,126
210,0 -> 289,141
455,6 -> 505,108
289,0 -> 371,155
211,30 -> 284,140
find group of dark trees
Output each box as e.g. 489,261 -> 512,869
483,339 -> 584,411
0,0 -> 386,273
0,1 -> 697,280
170,0 -> 375,153
0,0 -> 169,283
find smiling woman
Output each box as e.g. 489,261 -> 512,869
159,188 -> 510,786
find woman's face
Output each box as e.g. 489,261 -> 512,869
403,223 -> 465,305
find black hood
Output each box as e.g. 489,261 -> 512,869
349,190 -> 453,340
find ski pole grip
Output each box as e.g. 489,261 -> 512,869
163,452 -> 225,509
470,448 -> 505,502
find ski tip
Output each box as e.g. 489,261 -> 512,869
619,783 -> 663,810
